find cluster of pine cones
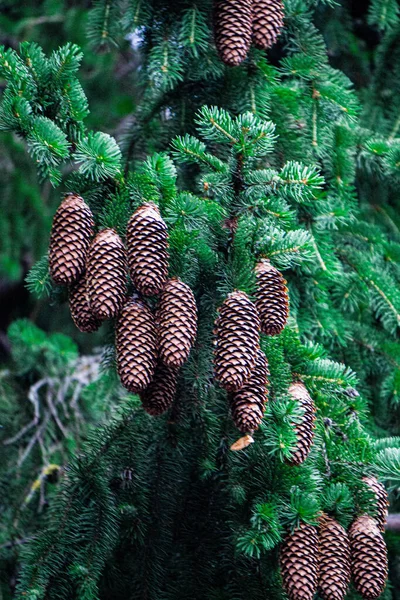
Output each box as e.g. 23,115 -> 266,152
214,0 -> 284,66
213,259 -> 290,440
281,477 -> 389,600
49,194 -> 197,415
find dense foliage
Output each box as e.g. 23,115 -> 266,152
1,1 -> 400,599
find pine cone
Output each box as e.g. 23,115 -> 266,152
286,382 -> 316,466
140,360 -> 179,416
116,298 -> 157,393
49,194 -> 94,285
230,349 -> 269,433
214,291 -> 260,391
126,203 -> 169,296
318,514 -> 351,600
280,522 -> 318,600
349,515 -> 388,600
157,278 -> 197,368
214,0 -> 252,66
252,0 -> 284,50
87,228 -> 127,319
255,259 -> 289,336
69,274 -> 101,333
362,476 -> 388,532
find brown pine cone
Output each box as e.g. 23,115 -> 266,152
230,349 -> 269,433
286,382 -> 316,466
214,0 -> 252,66
255,259 -> 289,336
140,360 -> 179,416
87,228 -> 127,319
214,291 -> 260,392
69,273 -> 101,333
349,515 -> 388,600
318,514 -> 351,600
280,522 -> 318,600
126,203 -> 169,296
362,476 -> 389,532
49,194 -> 94,285
252,0 -> 284,50
116,298 -> 157,393
157,278 -> 197,368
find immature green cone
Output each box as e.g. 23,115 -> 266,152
230,349 -> 269,433
318,514 -> 351,600
140,360 -> 179,416
252,0 -> 284,50
214,0 -> 252,66
87,228 -> 127,319
214,291 -> 260,392
126,203 -> 169,296
286,382 -> 316,466
280,522 -> 318,600
362,476 -> 388,532
116,298 -> 157,393
157,278 -> 197,368
69,274 -> 101,333
255,259 -> 289,335
349,515 -> 388,600
49,193 -> 94,285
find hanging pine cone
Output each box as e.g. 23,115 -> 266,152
280,522 -> 318,600
126,203 -> 169,296
349,515 -> 388,600
362,476 -> 388,532
140,360 -> 179,416
116,298 -> 157,393
87,228 -> 127,319
214,291 -> 260,392
286,382 -> 316,466
49,193 -> 94,285
318,514 -> 351,600
214,0 -> 252,67
230,349 -> 269,433
157,278 -> 197,368
252,0 -> 284,50
69,274 -> 101,333
255,259 -> 289,336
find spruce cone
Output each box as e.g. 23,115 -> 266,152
280,522 -> 318,600
140,360 -> 179,416
318,514 -> 351,600
255,259 -> 289,336
230,349 -> 269,433
69,274 -> 101,333
116,298 -> 157,393
87,228 -> 127,319
157,278 -> 197,368
126,203 -> 169,296
349,515 -> 388,600
363,476 -> 388,532
286,382 -> 316,466
214,0 -> 252,66
49,194 -> 94,285
214,291 -> 260,392
252,0 -> 284,50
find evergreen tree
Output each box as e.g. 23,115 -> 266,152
1,1 -> 400,599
